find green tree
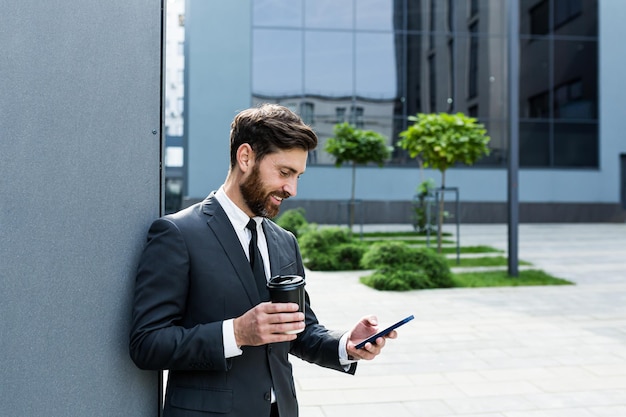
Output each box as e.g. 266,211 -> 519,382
325,123 -> 392,230
397,113 -> 490,252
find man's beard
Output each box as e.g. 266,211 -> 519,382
240,164 -> 289,218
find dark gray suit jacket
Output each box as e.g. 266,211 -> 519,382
130,194 -> 356,416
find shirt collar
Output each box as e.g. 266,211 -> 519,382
214,186 -> 263,231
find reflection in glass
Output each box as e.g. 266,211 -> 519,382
356,0 -> 394,30
520,122 -> 550,167
520,39 -> 550,118
249,0 -> 597,169
355,33 -> 397,99
253,0 -> 303,28
553,40 -> 597,120
305,0 -> 352,29
554,122 -> 598,167
252,29 -> 303,97
304,31 -> 353,97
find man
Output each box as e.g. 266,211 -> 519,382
129,104 -> 396,417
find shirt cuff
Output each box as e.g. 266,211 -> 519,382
223,319 -> 243,359
338,332 -> 358,366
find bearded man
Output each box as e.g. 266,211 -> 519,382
129,104 -> 396,417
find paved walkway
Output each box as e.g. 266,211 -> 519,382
292,223 -> 626,417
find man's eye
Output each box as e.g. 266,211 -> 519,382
280,170 -> 289,177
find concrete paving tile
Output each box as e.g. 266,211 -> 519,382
298,406 -> 325,417
444,394 -> 536,414
455,380 -> 543,397
403,399 -> 455,416
406,372 -> 450,386
314,402 -> 415,417
478,367 -> 557,382
296,382 -> 464,407
532,375 -> 626,392
296,374 -> 411,391
503,409 -> 596,417
438,413 -> 506,417
291,224 -> 626,416
443,370 -> 489,383
587,405 -> 626,416
523,389 -> 626,409
584,363 -> 626,377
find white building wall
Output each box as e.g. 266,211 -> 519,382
165,0 -> 185,136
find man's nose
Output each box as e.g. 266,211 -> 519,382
284,177 -> 297,197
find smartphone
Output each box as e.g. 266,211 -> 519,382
355,314 -> 414,349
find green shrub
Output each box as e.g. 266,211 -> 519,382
275,208 -> 309,238
299,227 -> 352,256
333,243 -> 367,270
361,270 -> 432,291
360,241 -> 416,269
304,243 -> 365,271
412,247 -> 453,288
360,242 -> 453,290
299,227 -> 364,271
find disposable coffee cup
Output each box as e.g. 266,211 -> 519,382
267,275 -> 305,334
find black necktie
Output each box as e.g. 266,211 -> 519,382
246,219 -> 269,300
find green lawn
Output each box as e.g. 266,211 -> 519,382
365,238 -> 456,245
438,245 -> 502,254
361,231 -> 452,238
452,269 -> 573,287
330,227 -> 573,288
447,256 -> 532,267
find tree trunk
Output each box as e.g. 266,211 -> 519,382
437,170 -> 446,253
350,162 -> 356,232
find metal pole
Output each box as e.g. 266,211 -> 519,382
507,0 -> 520,277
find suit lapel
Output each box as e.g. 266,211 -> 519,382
202,195 -> 260,306
263,221 -> 281,279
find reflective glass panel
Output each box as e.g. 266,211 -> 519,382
520,39 -> 550,118
355,0 -> 394,31
252,29 -> 303,97
305,0 -> 353,29
304,31 -> 353,97
520,122 -> 550,167
253,0 -> 303,28
553,122 -> 598,167
355,32 -> 397,99
553,40 -> 597,120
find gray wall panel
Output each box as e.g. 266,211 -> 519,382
1,1 -> 161,415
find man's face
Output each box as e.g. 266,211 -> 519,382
240,148 -> 308,218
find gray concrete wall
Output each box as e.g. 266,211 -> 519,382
0,1 -> 161,415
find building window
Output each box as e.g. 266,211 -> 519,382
530,0 -> 549,35
554,0 -> 582,29
470,0 -> 479,17
428,55 -> 436,111
468,22 -> 478,99
349,106 -> 364,128
299,102 -> 314,126
528,91 -> 550,118
335,107 -> 346,123
554,79 -> 590,119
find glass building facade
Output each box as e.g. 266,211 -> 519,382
250,0 -> 598,169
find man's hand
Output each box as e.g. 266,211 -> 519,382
346,315 -> 397,360
233,302 -> 305,347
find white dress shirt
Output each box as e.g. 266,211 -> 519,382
213,186 -> 354,365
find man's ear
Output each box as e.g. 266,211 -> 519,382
236,143 -> 254,173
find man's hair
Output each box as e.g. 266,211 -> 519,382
229,103 -> 318,167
